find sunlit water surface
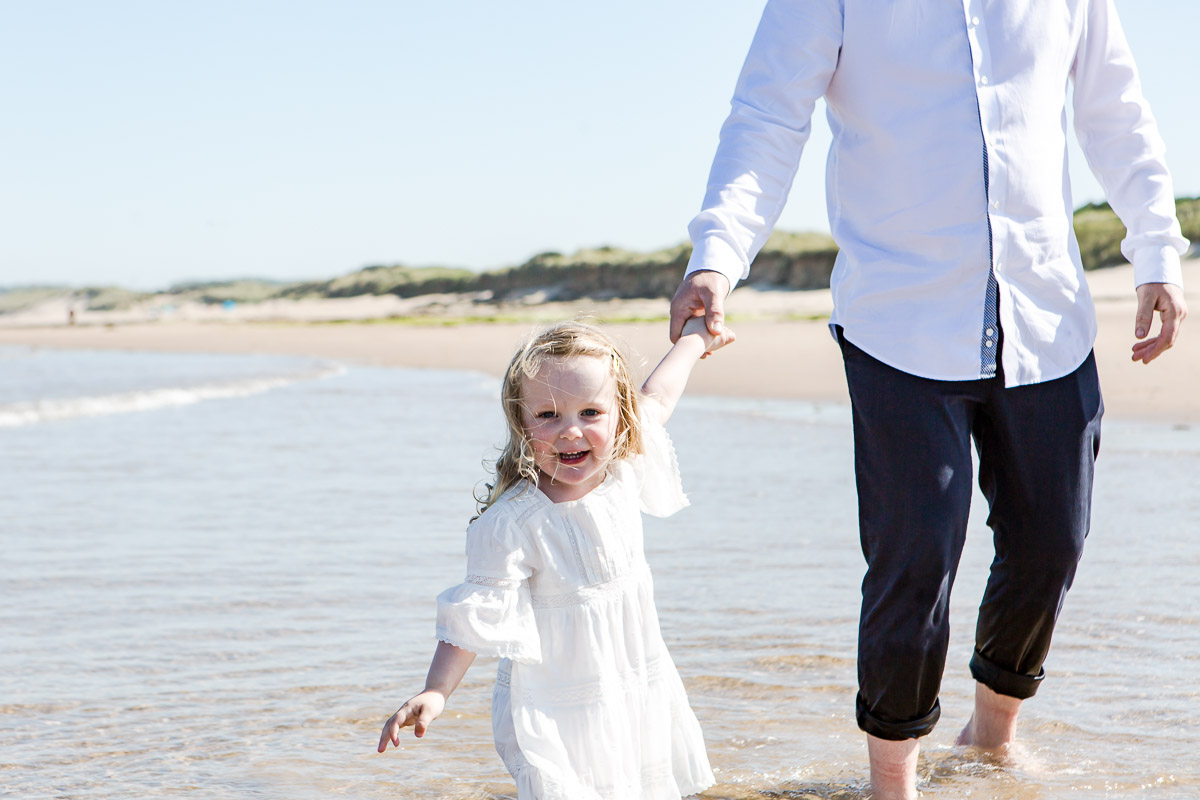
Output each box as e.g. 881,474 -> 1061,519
2,345 -> 1197,799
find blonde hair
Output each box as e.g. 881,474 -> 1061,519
476,321 -> 643,518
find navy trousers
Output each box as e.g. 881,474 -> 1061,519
839,334 -> 1103,741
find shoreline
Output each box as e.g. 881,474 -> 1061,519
2,261 -> 1198,424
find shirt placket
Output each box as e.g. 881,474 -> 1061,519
963,2 -> 1004,379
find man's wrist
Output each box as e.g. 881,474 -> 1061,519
685,238 -> 743,293
1132,245 -> 1184,289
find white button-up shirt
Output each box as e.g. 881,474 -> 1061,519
686,0 -> 1189,386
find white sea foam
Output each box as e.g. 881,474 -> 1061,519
0,364 -> 345,427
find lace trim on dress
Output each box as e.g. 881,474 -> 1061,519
508,752 -> 578,800
529,564 -> 648,609
434,631 -> 539,663
502,654 -> 667,706
662,440 -> 686,507
651,408 -> 685,491
465,574 -> 522,589
507,482 -> 545,526
561,515 -> 591,584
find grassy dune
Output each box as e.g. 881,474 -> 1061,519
4,199 -> 1196,315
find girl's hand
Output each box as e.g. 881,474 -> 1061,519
376,641 -> 476,752
377,690 -> 447,751
680,315 -> 736,358
701,326 -> 737,358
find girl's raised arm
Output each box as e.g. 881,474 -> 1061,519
377,641 -> 476,751
641,316 -> 735,424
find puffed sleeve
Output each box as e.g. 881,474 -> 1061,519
435,506 -> 541,663
631,399 -> 690,518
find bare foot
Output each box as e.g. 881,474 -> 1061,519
955,682 -> 1021,750
867,734 -> 919,800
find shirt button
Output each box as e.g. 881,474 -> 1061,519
971,16 -> 981,26
985,327 -> 995,336
991,200 -> 999,209
985,339 -> 994,348
980,75 -> 989,85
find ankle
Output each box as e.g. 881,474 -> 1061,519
867,735 -> 919,800
965,683 -> 1021,748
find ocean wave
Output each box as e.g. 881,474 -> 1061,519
0,364 -> 345,427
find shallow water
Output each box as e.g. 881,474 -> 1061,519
1,345 -> 1197,799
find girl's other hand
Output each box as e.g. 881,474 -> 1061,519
377,690 -> 447,751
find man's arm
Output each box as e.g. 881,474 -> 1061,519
1071,0 -> 1189,360
674,0 -> 843,340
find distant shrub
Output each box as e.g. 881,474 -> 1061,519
0,286 -> 66,314
1073,196 -> 1199,269
10,198 -> 1193,318
1176,196 -> 1200,249
81,287 -> 150,311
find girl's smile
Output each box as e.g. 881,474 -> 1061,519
519,355 -> 619,503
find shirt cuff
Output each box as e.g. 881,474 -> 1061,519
1132,245 -> 1184,288
685,236 -> 747,292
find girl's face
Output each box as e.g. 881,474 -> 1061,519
519,355 -> 620,503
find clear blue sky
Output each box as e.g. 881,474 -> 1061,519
2,1 -> 1196,290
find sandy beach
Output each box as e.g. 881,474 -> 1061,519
2,260 -> 1197,423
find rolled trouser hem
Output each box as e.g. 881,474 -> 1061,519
856,694 -> 941,740
969,651 -> 1045,700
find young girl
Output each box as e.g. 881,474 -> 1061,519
378,317 -> 733,799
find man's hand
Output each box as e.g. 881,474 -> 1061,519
1132,282 -> 1188,364
669,271 -> 731,343
377,690 -> 446,751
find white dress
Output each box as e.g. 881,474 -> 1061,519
435,409 -> 714,799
